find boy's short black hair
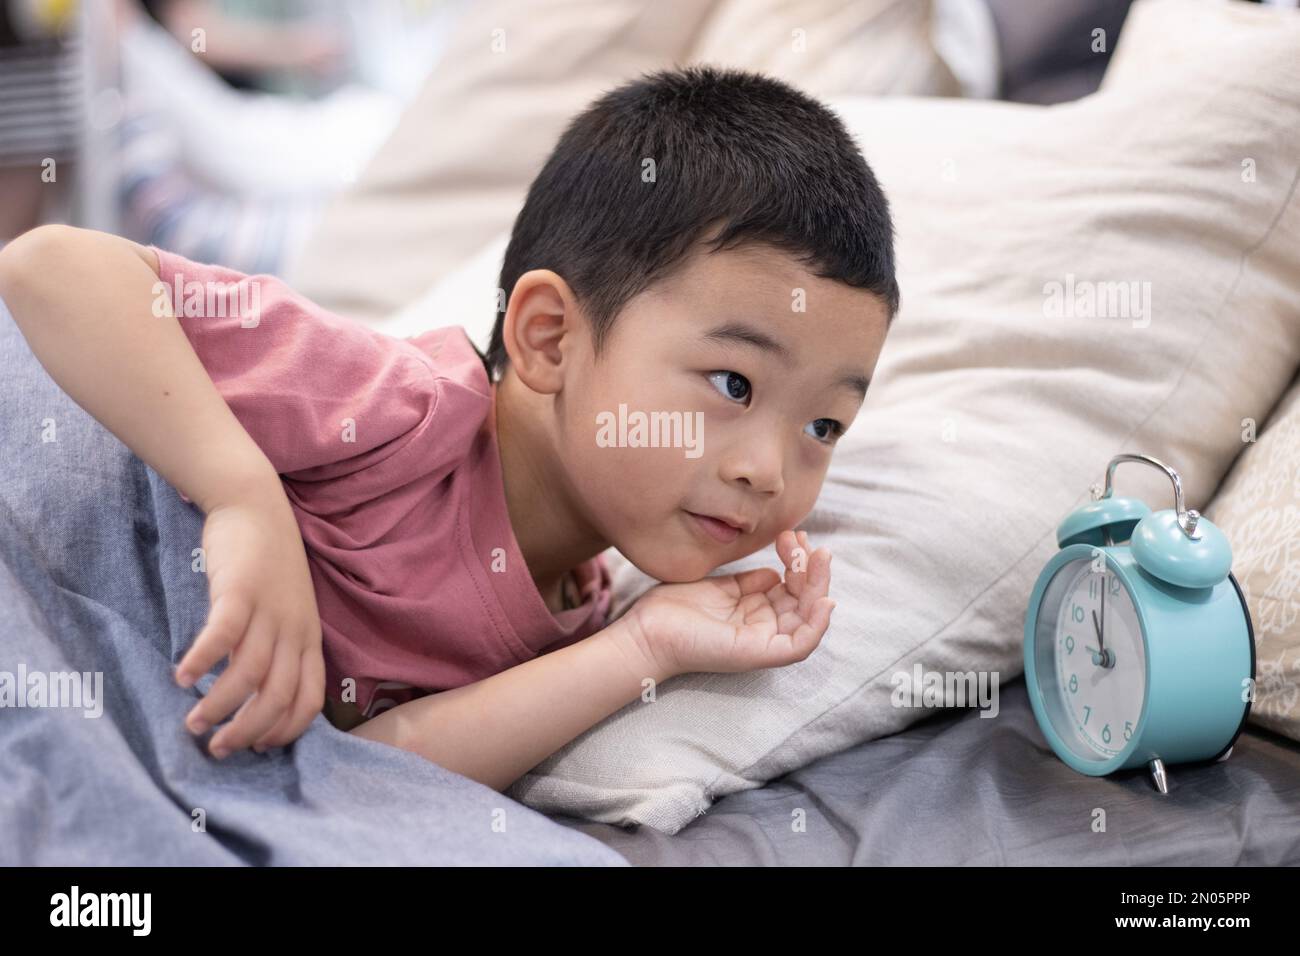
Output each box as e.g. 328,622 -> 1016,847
483,64 -> 899,382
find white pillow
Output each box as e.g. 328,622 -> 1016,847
499,0 -> 1300,832
290,0 -> 958,322
374,234 -> 508,347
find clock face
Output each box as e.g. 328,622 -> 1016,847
1033,557 -> 1147,761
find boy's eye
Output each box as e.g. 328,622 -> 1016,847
707,370 -> 751,404
805,418 -> 845,445
707,371 -> 845,445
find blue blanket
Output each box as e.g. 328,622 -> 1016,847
0,296 -> 626,866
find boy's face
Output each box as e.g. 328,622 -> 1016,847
549,240 -> 891,583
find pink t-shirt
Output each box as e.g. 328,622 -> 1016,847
151,248 -> 612,719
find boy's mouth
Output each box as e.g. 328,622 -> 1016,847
684,510 -> 745,544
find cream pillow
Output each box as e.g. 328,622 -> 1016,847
288,0 -> 720,323
494,0 -> 1300,832
688,0 -> 960,100
288,0 -> 957,323
1205,376 -> 1300,743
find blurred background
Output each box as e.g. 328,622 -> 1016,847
0,0 -> 1294,280
0,0 -> 469,273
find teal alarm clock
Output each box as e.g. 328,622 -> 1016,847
1023,453 -> 1255,794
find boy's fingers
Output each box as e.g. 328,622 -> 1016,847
286,648 -> 327,741
256,647 -> 325,750
787,598 -> 835,660
784,558 -> 833,625
211,634 -> 300,756
774,530 -> 795,567
186,609 -> 274,733
177,592 -> 252,687
783,532 -> 811,599
775,600 -> 807,636
811,598 -> 835,643
252,709 -> 292,753
763,569 -> 799,612
771,606 -> 825,666
793,530 -> 810,570
736,566 -> 782,596
801,549 -> 832,615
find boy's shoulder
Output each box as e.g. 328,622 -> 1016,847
401,324 -> 493,399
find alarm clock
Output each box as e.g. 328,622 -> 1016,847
1023,453 -> 1255,794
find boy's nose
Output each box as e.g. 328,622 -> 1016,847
722,448 -> 783,498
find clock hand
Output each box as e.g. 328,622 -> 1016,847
1090,596 -> 1112,668
1099,582 -> 1106,653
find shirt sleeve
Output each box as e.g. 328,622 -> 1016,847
150,246 -> 465,484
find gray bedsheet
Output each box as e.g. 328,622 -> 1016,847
0,297 -> 625,866
555,677 -> 1300,865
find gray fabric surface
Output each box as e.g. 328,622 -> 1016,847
984,0 -> 1135,103
0,296 -> 627,866
556,677 -> 1300,865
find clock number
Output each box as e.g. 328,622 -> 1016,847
1124,721 -> 1133,741
1082,704 -> 1091,725
1065,634 -> 1075,654
1089,576 -> 1098,599
1101,724 -> 1111,744
1071,603 -> 1084,622
1109,575 -> 1120,596
1068,674 -> 1078,694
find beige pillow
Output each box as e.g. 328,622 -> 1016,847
1205,375 -> 1300,743
287,0 -> 719,323
499,0 -> 1300,832
689,0 -> 959,101
288,0 -> 956,323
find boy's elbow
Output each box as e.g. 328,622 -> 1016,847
0,224 -> 81,300
0,225 -> 158,309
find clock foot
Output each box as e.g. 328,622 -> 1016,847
1215,746 -> 1233,763
1148,758 -> 1169,795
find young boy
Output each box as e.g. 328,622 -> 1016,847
0,65 -> 897,793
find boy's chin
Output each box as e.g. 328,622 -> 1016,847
611,534 -> 715,584
617,530 -> 762,584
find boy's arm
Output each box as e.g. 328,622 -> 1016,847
353,534 -> 836,793
348,616 -> 672,793
0,225 -> 325,755
0,224 -> 279,510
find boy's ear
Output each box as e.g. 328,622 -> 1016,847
501,269 -> 578,395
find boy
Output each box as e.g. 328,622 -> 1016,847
0,65 -> 896,793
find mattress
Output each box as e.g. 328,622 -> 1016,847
552,676 -> 1300,865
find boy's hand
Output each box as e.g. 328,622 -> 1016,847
176,482 -> 325,758
621,530 -> 835,678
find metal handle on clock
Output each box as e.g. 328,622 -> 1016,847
1091,453 -> 1202,540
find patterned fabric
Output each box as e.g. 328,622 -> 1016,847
1206,375 -> 1300,743
0,35 -> 81,165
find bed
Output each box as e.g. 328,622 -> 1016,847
4,0 -> 1298,867
284,0 -> 1300,861
552,677 -> 1300,865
